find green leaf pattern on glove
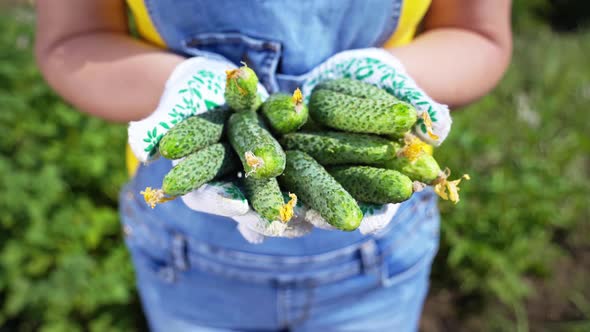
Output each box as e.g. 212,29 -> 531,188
140,70 -> 225,156
301,56 -> 437,137
359,202 -> 383,216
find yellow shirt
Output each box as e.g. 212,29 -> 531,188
125,0 -> 432,176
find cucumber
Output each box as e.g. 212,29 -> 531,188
329,166 -> 413,204
162,143 -> 238,196
141,143 -> 238,208
225,64 -> 262,112
158,107 -> 231,159
299,115 -> 327,132
280,131 -> 397,165
315,78 -> 397,101
279,150 -> 362,231
381,153 -> 441,184
261,88 -> 309,134
309,89 -> 417,136
227,111 -> 286,179
379,138 -> 442,183
243,177 -> 295,222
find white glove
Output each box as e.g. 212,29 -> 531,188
301,48 -> 452,145
128,56 -> 311,243
293,48 -> 453,235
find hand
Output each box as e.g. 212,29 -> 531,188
293,48 -> 452,235
129,56 -> 314,243
301,48 -> 452,146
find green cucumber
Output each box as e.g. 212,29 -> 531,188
158,107 -> 231,159
280,131 -> 397,165
315,78 -> 397,101
225,64 -> 262,112
162,143 -> 238,196
227,111 -> 286,179
381,151 -> 441,184
309,89 -> 417,135
299,115 -> 327,132
279,150 -> 362,231
329,166 -> 413,204
243,177 -> 293,222
261,89 -> 309,134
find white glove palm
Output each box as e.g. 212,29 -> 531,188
129,49 -> 453,244
128,57 -> 312,243
294,48 -> 453,236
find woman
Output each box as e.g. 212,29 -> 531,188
35,1 -> 512,331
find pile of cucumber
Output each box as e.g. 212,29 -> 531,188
142,64 -> 466,232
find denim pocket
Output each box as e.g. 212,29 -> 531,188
379,192 -> 440,287
181,32 -> 283,92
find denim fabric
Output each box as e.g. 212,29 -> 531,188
143,0 -> 402,93
120,163 -> 440,331
121,1 -> 440,330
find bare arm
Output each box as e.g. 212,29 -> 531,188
35,0 -> 184,122
388,0 -> 512,108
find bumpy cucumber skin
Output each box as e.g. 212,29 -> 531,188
261,93 -> 309,134
279,150 -> 362,231
162,143 -> 238,196
381,153 -> 441,184
309,89 -> 417,135
299,115 -> 326,132
228,111 -> 286,179
329,166 -> 413,204
243,177 -> 284,222
158,107 -> 231,159
316,79 -> 398,101
225,66 -> 262,112
281,131 -> 396,165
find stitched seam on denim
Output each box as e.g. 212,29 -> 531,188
262,46 -> 281,93
376,193 -> 437,250
290,278 -> 381,310
171,234 -> 188,271
256,49 -> 279,93
187,239 -> 367,267
381,208 -> 431,255
382,245 -> 435,286
372,194 -> 423,239
184,33 -> 281,51
375,0 -> 403,47
360,240 -> 380,276
186,253 -> 362,285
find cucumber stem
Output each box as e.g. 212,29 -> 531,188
141,187 -> 176,208
279,193 -> 298,223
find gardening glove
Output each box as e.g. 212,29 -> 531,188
301,47 -> 451,146
293,47 -> 453,235
128,56 -> 311,243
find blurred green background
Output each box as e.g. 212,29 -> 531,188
0,1 -> 589,331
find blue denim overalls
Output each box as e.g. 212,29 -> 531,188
120,1 -> 440,331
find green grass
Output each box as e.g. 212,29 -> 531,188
431,27 -> 590,330
0,5 -> 589,332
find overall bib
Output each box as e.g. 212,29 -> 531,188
121,1 -> 439,331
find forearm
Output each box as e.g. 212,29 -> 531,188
388,0 -> 512,108
36,33 -> 183,122
389,29 -> 511,108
